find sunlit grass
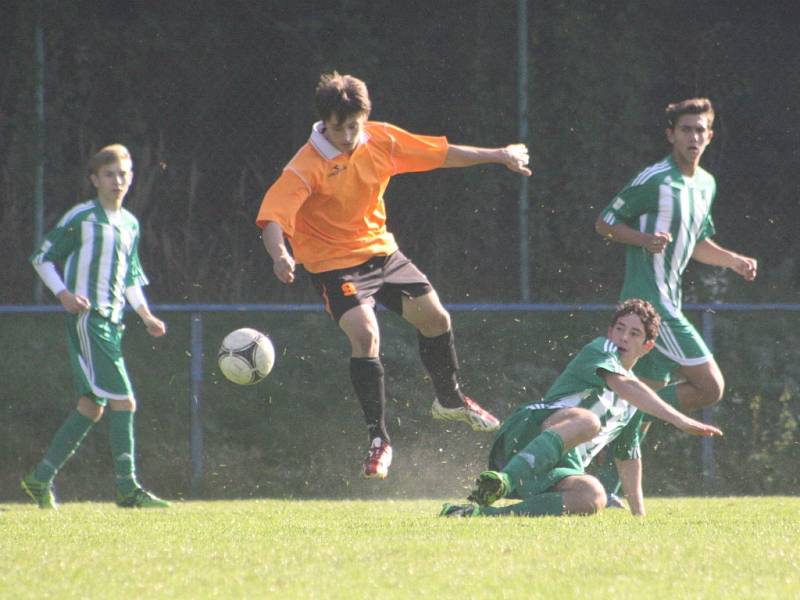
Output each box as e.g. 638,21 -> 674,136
2,497 -> 798,599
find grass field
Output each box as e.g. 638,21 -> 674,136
2,497 -> 798,599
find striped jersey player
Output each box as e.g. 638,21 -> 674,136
440,299 -> 722,519
596,98 -> 757,414
22,144 -> 169,510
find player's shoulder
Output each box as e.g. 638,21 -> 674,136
56,199 -> 99,227
625,156 -> 676,189
695,164 -> 717,186
584,336 -> 619,357
120,206 -> 141,227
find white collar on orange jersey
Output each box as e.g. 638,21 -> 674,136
309,121 -> 370,160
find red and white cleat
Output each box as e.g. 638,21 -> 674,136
431,396 -> 500,432
362,437 -> 393,479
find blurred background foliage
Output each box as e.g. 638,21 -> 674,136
2,0 -> 798,305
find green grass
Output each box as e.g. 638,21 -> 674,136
2,498 -> 799,599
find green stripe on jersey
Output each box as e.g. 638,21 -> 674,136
600,155 -> 716,315
30,200 -> 148,323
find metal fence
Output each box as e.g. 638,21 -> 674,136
5,301 -> 800,494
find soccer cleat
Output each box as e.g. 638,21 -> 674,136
467,470 -> 511,506
21,473 -> 57,509
606,492 -> 626,509
431,396 -> 501,432
440,502 -> 480,518
362,437 -> 393,479
116,488 -> 170,509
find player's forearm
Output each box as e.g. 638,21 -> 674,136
442,144 -> 505,168
595,218 -> 650,247
262,221 -> 290,260
691,239 -> 738,267
608,375 -> 688,428
616,458 -> 645,516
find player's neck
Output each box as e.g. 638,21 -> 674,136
672,151 -> 699,177
98,194 -> 124,211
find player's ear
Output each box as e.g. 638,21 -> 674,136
643,339 -> 656,353
665,127 -> 675,144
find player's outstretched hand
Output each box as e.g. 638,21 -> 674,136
273,253 -> 296,284
732,255 -> 757,281
502,143 -> 532,176
678,415 -> 723,437
645,232 -> 672,254
58,290 -> 91,314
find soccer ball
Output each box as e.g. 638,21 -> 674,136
217,328 -> 275,385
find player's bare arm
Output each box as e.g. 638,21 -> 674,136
261,221 -> 296,284
595,218 -> 672,253
442,143 -> 532,176
692,238 -> 757,281
56,289 -> 91,314
604,372 -> 723,437
615,457 -> 645,516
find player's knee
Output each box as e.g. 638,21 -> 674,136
698,375 -> 725,407
77,396 -> 104,421
420,308 -> 450,337
564,478 -> 606,515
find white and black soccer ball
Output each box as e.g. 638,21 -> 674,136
217,328 -> 275,385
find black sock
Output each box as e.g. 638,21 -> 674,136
418,329 -> 465,408
349,357 -> 390,443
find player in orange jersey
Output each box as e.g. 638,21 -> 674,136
256,71 -> 531,479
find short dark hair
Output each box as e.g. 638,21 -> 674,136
314,71 -> 371,124
88,144 -> 131,175
665,97 -> 715,129
611,299 -> 661,342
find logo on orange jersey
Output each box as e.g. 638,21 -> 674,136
328,165 -> 347,178
341,282 -> 357,296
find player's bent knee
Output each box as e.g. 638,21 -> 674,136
563,477 -> 606,515
109,397 -> 137,412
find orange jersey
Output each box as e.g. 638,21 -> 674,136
255,121 -> 448,273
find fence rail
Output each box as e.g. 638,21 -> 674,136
5,302 -> 798,495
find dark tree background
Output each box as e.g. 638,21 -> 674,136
2,0 -> 798,305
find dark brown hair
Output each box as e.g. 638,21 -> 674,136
665,97 -> 715,129
314,71 -> 371,124
611,299 -> 661,342
88,144 -> 131,175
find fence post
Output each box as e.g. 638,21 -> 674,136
190,312 -> 204,496
701,310 -> 717,494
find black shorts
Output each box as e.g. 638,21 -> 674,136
309,251 -> 433,321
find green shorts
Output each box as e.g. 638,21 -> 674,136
66,311 -> 133,405
488,407 -> 584,499
633,311 -> 712,383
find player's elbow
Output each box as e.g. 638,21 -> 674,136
594,216 -> 611,238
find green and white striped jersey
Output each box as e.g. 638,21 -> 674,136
600,155 -> 716,317
31,200 -> 148,323
523,337 -> 640,466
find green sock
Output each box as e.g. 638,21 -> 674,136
109,410 -> 140,496
501,430 -> 564,492
33,410 -> 94,483
481,492 -> 565,517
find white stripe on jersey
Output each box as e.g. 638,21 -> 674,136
96,223 -> 115,313
630,159 -> 671,187
55,201 -> 95,228
75,221 -> 95,300
652,181 -> 680,318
